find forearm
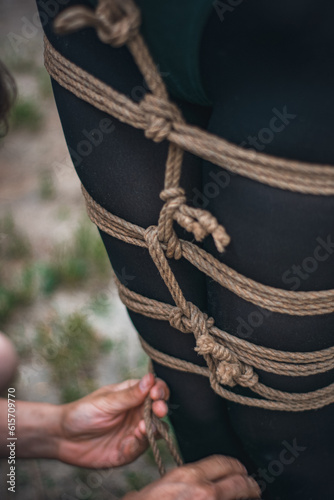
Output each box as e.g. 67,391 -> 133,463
0,398 -> 63,459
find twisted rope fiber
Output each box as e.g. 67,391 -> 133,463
143,362 -> 183,476
115,278 -> 334,377
82,185 -> 334,316
44,37 -> 334,195
46,0 -> 334,475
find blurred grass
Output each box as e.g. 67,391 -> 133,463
87,291 -> 112,317
38,169 -> 56,200
37,67 -> 53,98
0,212 -> 32,259
35,310 -> 112,403
0,212 -> 111,326
38,215 -> 110,294
10,97 -> 43,131
0,265 -> 36,326
4,52 -> 38,74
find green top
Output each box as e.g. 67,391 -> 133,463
88,0 -> 213,106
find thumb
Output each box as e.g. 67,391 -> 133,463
109,373 -> 154,412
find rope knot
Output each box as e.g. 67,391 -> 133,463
216,360 -> 259,388
193,324 -> 259,388
175,206 -> 231,253
169,308 -> 192,333
139,94 -> 183,143
195,333 -> 243,388
187,303 -> 215,338
216,361 -> 242,387
195,335 -> 233,361
195,211 -> 231,252
54,0 -> 141,47
157,187 -> 186,260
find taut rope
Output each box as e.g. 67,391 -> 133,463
44,0 -> 334,475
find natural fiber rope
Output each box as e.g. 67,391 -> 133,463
143,361 -> 183,475
44,0 -> 334,476
115,278 -> 334,376
82,184 -> 334,316
138,338 -> 334,412
44,37 -> 334,195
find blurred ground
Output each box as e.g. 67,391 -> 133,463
0,1 -> 169,498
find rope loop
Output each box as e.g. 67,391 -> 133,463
194,327 -> 259,388
157,187 -> 186,259
139,93 -> 184,142
54,0 -> 141,47
187,302 -> 215,338
169,307 -> 193,333
216,360 -> 258,388
178,206 -> 231,252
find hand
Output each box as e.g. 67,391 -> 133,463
57,374 -> 169,468
123,455 -> 261,500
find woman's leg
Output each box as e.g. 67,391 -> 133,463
37,0 -> 257,470
200,2 -> 334,498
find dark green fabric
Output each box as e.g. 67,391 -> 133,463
88,0 -> 213,105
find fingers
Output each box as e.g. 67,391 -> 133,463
96,374 -> 169,413
135,421 -> 147,441
149,378 -> 170,402
181,455 -> 247,483
136,417 -> 167,438
120,434 -> 148,461
152,399 -> 169,418
110,379 -> 141,392
214,474 -> 261,499
103,374 -> 156,412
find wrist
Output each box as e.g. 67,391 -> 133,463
16,401 -> 64,460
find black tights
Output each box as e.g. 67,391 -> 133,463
38,1 -> 334,498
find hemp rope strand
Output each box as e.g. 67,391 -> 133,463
44,38 -> 334,195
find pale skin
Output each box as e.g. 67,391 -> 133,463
0,333 -> 261,499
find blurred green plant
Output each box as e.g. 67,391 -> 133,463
6,324 -> 32,359
38,169 -> 56,200
0,265 -> 36,327
37,67 -> 53,98
38,216 -> 110,295
34,310 -> 108,403
0,213 -> 111,325
0,212 -> 32,259
73,216 -> 110,276
10,97 -> 43,131
4,52 -> 37,74
87,291 -> 112,317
